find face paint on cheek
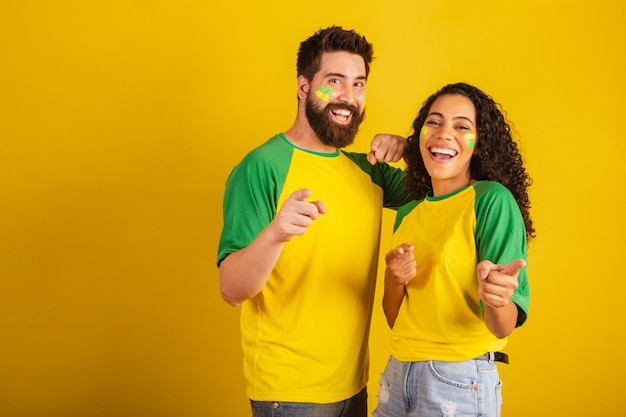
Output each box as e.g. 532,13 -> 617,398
420,126 -> 428,143
361,92 -> 366,108
315,86 -> 335,102
464,133 -> 476,148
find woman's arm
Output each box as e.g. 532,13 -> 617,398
477,259 -> 527,338
382,244 -> 416,328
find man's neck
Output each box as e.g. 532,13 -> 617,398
283,118 -> 337,153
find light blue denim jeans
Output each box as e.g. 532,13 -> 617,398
250,387 -> 367,417
373,355 -> 502,417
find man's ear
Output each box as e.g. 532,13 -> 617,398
297,75 -> 310,100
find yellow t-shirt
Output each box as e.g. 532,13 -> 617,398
218,134 -> 409,403
389,182 -> 529,362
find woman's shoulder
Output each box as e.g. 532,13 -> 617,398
473,180 -> 511,196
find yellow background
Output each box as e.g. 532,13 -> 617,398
1,1 -> 625,416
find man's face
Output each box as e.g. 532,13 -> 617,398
305,51 -> 367,148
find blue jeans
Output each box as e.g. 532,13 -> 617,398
373,356 -> 502,417
250,387 -> 367,417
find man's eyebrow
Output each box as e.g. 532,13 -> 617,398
324,72 -> 367,80
427,112 -> 475,126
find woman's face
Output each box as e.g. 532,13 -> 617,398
419,93 -> 477,196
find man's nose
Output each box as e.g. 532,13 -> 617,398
337,86 -> 356,104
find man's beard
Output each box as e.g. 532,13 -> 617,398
305,94 -> 365,149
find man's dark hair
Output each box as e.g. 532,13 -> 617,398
296,26 -> 374,81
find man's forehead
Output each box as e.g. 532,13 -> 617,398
318,51 -> 366,78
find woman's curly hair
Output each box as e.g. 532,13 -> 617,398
404,82 -> 535,240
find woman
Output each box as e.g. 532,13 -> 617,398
374,82 -> 535,417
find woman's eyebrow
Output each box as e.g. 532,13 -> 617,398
427,112 -> 474,126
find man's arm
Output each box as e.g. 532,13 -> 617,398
367,133 -> 407,165
219,188 -> 326,306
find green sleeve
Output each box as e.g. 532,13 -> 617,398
341,151 -> 411,209
474,181 -> 530,326
217,135 -> 292,265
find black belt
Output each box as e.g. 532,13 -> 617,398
474,352 -> 509,364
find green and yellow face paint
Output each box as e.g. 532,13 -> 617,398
315,86 -> 335,102
464,133 -> 476,148
420,126 -> 428,142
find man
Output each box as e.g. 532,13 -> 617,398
217,26 -> 411,417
